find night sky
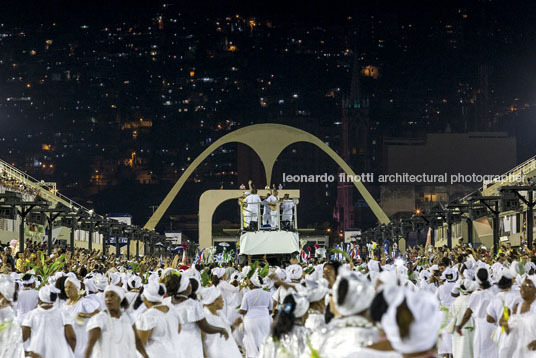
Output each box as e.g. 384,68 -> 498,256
0,0 -> 535,233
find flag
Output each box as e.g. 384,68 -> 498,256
193,248 -> 205,264
181,248 -> 187,264
301,250 -> 308,263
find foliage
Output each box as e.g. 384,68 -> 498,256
201,268 -> 211,287
331,248 -> 352,263
25,252 -> 66,288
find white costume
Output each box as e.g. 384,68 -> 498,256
0,305 -> 25,358
136,307 -> 180,357
203,307 -> 242,358
23,306 -> 75,358
240,288 -> 273,358
15,288 -> 38,324
86,310 -> 138,358
468,288 -> 497,358
449,293 -> 475,358
63,297 -> 100,358
166,298 -> 205,358
244,193 -> 261,227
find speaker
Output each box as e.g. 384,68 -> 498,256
469,206 -> 488,220
0,206 -> 17,220
500,191 -> 521,212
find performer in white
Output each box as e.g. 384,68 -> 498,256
240,270 -> 274,358
200,286 -> 242,358
0,276 -> 25,358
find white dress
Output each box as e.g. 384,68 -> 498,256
449,294 -> 475,358
136,306 -> 180,357
0,306 -> 25,358
502,300 -> 536,358
15,289 -> 38,324
166,298 -> 205,358
63,297 -> 100,358
468,288 -> 497,358
203,308 -> 241,358
240,288 -> 273,358
22,306 -> 74,358
86,310 -> 137,358
435,281 -> 456,355
258,325 -> 311,358
486,289 -> 521,357
217,281 -> 242,324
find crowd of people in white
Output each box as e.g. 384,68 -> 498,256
0,242 -> 536,358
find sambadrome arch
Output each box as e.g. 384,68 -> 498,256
144,124 -> 390,248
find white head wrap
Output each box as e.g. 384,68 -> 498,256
104,285 -> 126,302
368,260 -> 381,273
199,286 -> 222,306
142,281 -> 166,303
211,267 -> 226,279
230,272 -> 242,282
525,262 -> 536,273
441,268 -> 458,282
287,265 -> 303,281
286,293 -> 309,318
303,279 -> 329,303
382,288 -> 441,354
0,276 -> 16,302
65,276 -> 81,291
84,278 -> 98,293
128,275 -> 142,289
274,267 -> 287,281
38,285 -> 60,304
108,272 -> 121,286
95,275 -> 108,291
250,269 -> 265,288
458,279 -> 478,295
21,274 -> 35,285
178,273 -> 191,293
333,271 -> 375,317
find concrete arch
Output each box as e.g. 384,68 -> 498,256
144,123 -> 390,230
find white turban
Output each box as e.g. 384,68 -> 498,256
458,279 -> 478,295
230,272 -> 242,282
368,260 -> 381,273
142,281 -> 166,303
95,275 -> 108,291
382,288 -> 441,354
104,285 -> 126,302
288,293 -> 309,318
274,267 -> 287,281
178,273 -> 191,293
83,278 -> 98,293
21,274 -> 35,285
38,285 -> 60,304
303,279 -> 329,303
65,276 -> 81,291
287,265 -> 303,281
0,276 -> 16,302
441,268 -> 458,282
525,262 -> 536,273
211,268 -> 226,279
333,271 -> 375,317
108,273 -> 121,286
199,286 -> 222,306
128,275 -> 142,289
